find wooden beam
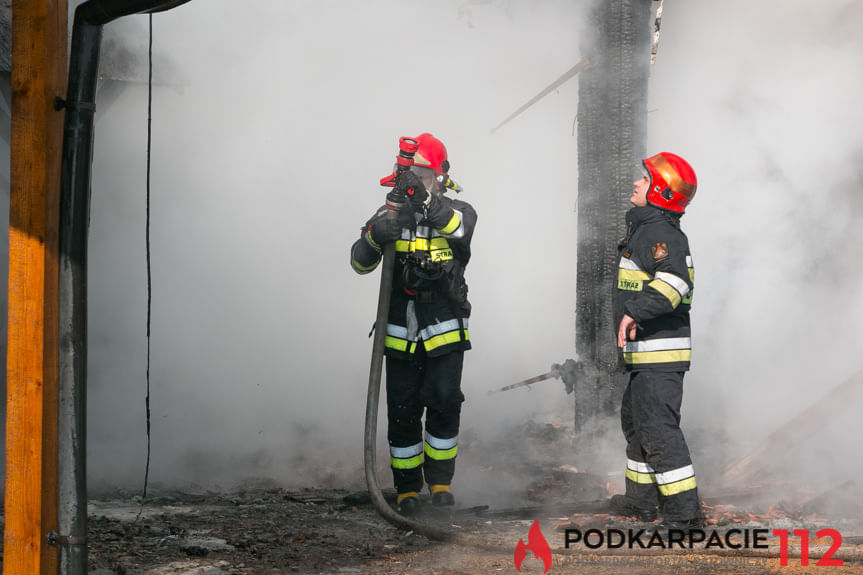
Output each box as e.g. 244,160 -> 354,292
4,1 -> 66,574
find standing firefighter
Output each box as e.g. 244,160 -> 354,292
350,133 -> 477,516
610,152 -> 701,529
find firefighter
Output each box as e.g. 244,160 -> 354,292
350,133 -> 477,516
610,152 -> 701,530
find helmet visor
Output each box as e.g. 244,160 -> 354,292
633,163 -> 650,182
409,165 -> 437,191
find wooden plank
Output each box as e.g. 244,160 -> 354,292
718,368 -> 863,488
4,1 -> 66,574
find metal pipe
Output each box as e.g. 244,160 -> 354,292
57,2 -> 191,573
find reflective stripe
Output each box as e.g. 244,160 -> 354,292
390,442 -> 423,459
395,240 -> 410,252
385,337 -> 418,354
424,330 -> 466,352
387,324 -> 409,338
685,255 -> 693,267
424,432 -> 458,450
424,442 -> 457,461
439,210 -> 463,237
626,469 -> 656,484
420,319 -> 461,341
648,278 -> 682,308
385,336 -> 408,352
618,269 -> 651,282
390,454 -> 423,470
624,349 -> 691,364
627,459 -> 655,473
658,476 -> 697,496
655,464 -> 695,485
654,271 -> 689,297
619,257 -> 643,271
365,230 -> 381,250
351,258 -> 379,273
415,225 -> 430,238
624,337 -> 690,353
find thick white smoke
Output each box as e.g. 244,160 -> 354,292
84,1 -> 586,492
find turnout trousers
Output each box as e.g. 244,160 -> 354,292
385,351 -> 465,494
621,370 -> 700,521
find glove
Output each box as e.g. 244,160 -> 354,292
396,170 -> 430,212
366,206 -> 403,247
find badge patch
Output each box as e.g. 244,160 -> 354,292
651,242 -> 669,261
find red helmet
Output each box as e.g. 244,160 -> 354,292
643,152 -> 697,214
412,133 -> 449,176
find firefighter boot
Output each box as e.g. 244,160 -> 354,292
429,484 -> 455,507
397,492 -> 421,517
609,494 -> 657,522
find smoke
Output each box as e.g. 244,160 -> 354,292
3,0 -> 862,505
648,1 -> 863,492
80,1 -> 587,493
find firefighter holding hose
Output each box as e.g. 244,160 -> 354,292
351,133 -> 477,516
610,152 -> 702,530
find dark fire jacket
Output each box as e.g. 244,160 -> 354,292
615,205 -> 694,372
351,192 -> 477,360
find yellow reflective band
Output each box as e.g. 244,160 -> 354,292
414,238 -> 430,251
385,337 -> 419,354
626,469 -> 657,484
618,269 -> 652,281
395,240 -> 410,252
683,267 -> 695,305
440,212 -> 461,235
430,248 -> 453,262
657,475 -> 697,496
352,258 -> 379,272
424,443 -> 457,461
423,330 -> 464,352
648,278 -> 682,308
365,230 -> 380,249
430,237 -> 450,249
429,484 -> 451,495
391,454 -> 424,470
385,336 -> 407,352
624,349 -> 691,365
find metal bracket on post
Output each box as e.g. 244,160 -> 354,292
46,531 -> 88,546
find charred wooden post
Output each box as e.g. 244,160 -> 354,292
574,0 -> 652,447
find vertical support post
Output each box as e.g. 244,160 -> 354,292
4,1 -> 67,574
574,0 -> 651,451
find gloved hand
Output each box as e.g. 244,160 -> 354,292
396,170 -> 430,212
366,206 -> 403,246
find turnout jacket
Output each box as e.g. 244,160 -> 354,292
615,205 -> 694,372
351,193 -> 477,360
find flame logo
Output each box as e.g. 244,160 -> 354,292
514,520 -> 552,574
